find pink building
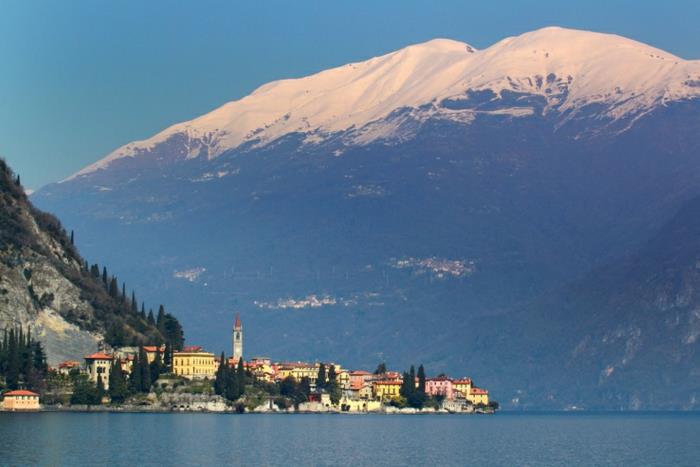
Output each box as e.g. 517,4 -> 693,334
425,376 -> 455,400
349,370 -> 373,390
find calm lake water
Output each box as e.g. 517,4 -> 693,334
1,412 -> 699,466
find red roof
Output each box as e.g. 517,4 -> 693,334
84,352 -> 113,360
234,312 -> 242,328
182,346 -> 203,352
58,361 -> 80,369
143,346 -> 162,352
4,390 -> 39,397
453,378 -> 473,385
470,387 -> 489,395
373,380 -> 402,386
350,370 -> 371,376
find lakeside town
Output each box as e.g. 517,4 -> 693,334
0,314 -> 495,414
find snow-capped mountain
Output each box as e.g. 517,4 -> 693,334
69,27 -> 700,180
35,27 -> 700,409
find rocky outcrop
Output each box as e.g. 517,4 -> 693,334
0,159 -> 165,365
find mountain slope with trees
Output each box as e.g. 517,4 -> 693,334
0,159 -> 183,365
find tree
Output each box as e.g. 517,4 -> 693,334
147,309 -> 156,326
236,358 -> 246,396
417,364 -> 426,394
131,292 -> 138,314
163,342 -> 172,370
71,375 -> 101,405
139,347 -> 151,392
70,230 -> 74,245
129,354 -> 142,394
149,350 -> 163,382
328,365 -> 341,405
109,277 -> 119,298
102,267 -> 108,286
109,360 -> 129,403
374,362 -> 387,375
316,363 -> 327,390
214,352 -> 226,396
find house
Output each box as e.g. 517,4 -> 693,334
143,345 -> 165,364
1,390 -> 40,411
372,380 -> 402,400
468,387 -> 489,405
349,370 -> 373,390
172,348 -> 217,380
56,360 -> 81,375
85,352 -> 113,389
425,376 -> 455,400
452,378 -> 473,399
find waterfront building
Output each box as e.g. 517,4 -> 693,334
248,357 -> 274,382
1,390 -> 40,411
372,380 -> 402,400
452,378 -> 473,398
468,387 -> 489,405
84,352 -> 113,389
172,348 -> 217,379
426,376 -> 455,400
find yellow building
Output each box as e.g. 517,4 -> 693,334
468,387 -> 490,405
452,378 -> 473,399
276,362 -> 317,382
172,349 -> 218,380
372,381 -> 402,400
248,357 -> 274,382
1,390 -> 40,411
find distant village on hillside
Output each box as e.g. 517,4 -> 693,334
1,314 -> 494,414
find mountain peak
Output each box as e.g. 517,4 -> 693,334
65,27 -> 700,181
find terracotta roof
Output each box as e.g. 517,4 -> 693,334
84,352 -> 113,360
4,389 -> 39,397
470,387 -> 489,395
143,346 -> 162,352
182,345 -> 203,352
234,312 -> 241,329
350,370 -> 371,375
373,380 -> 402,385
58,361 -> 80,368
452,378 -> 473,384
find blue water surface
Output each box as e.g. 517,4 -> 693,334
1,412 -> 699,466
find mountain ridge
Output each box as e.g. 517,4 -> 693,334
66,26 -> 700,181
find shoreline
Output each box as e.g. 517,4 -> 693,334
3,405 -> 495,415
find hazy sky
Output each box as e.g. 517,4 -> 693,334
2,0 -> 699,189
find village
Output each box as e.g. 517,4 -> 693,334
1,314 -> 493,413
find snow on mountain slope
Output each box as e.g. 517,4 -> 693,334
69,26 -> 700,180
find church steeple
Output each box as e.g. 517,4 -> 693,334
232,313 -> 243,361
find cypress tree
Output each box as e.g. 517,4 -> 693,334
147,309 -> 156,326
109,277 -> 119,298
109,360 -> 129,403
131,291 -> 138,314
317,363 -> 327,391
163,342 -> 172,370
214,352 -> 226,396
129,354 -> 142,393
417,364 -> 426,394
121,282 -> 126,302
139,347 -> 151,392
140,302 -> 146,320
236,357 -> 246,396
70,230 -> 74,245
102,267 -> 108,286
156,305 -> 165,331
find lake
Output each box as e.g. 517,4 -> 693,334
1,412 -> 699,466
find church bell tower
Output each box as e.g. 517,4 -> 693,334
232,313 -> 243,361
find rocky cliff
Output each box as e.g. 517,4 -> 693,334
0,159 -> 168,365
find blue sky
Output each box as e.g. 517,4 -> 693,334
2,0 -> 699,189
